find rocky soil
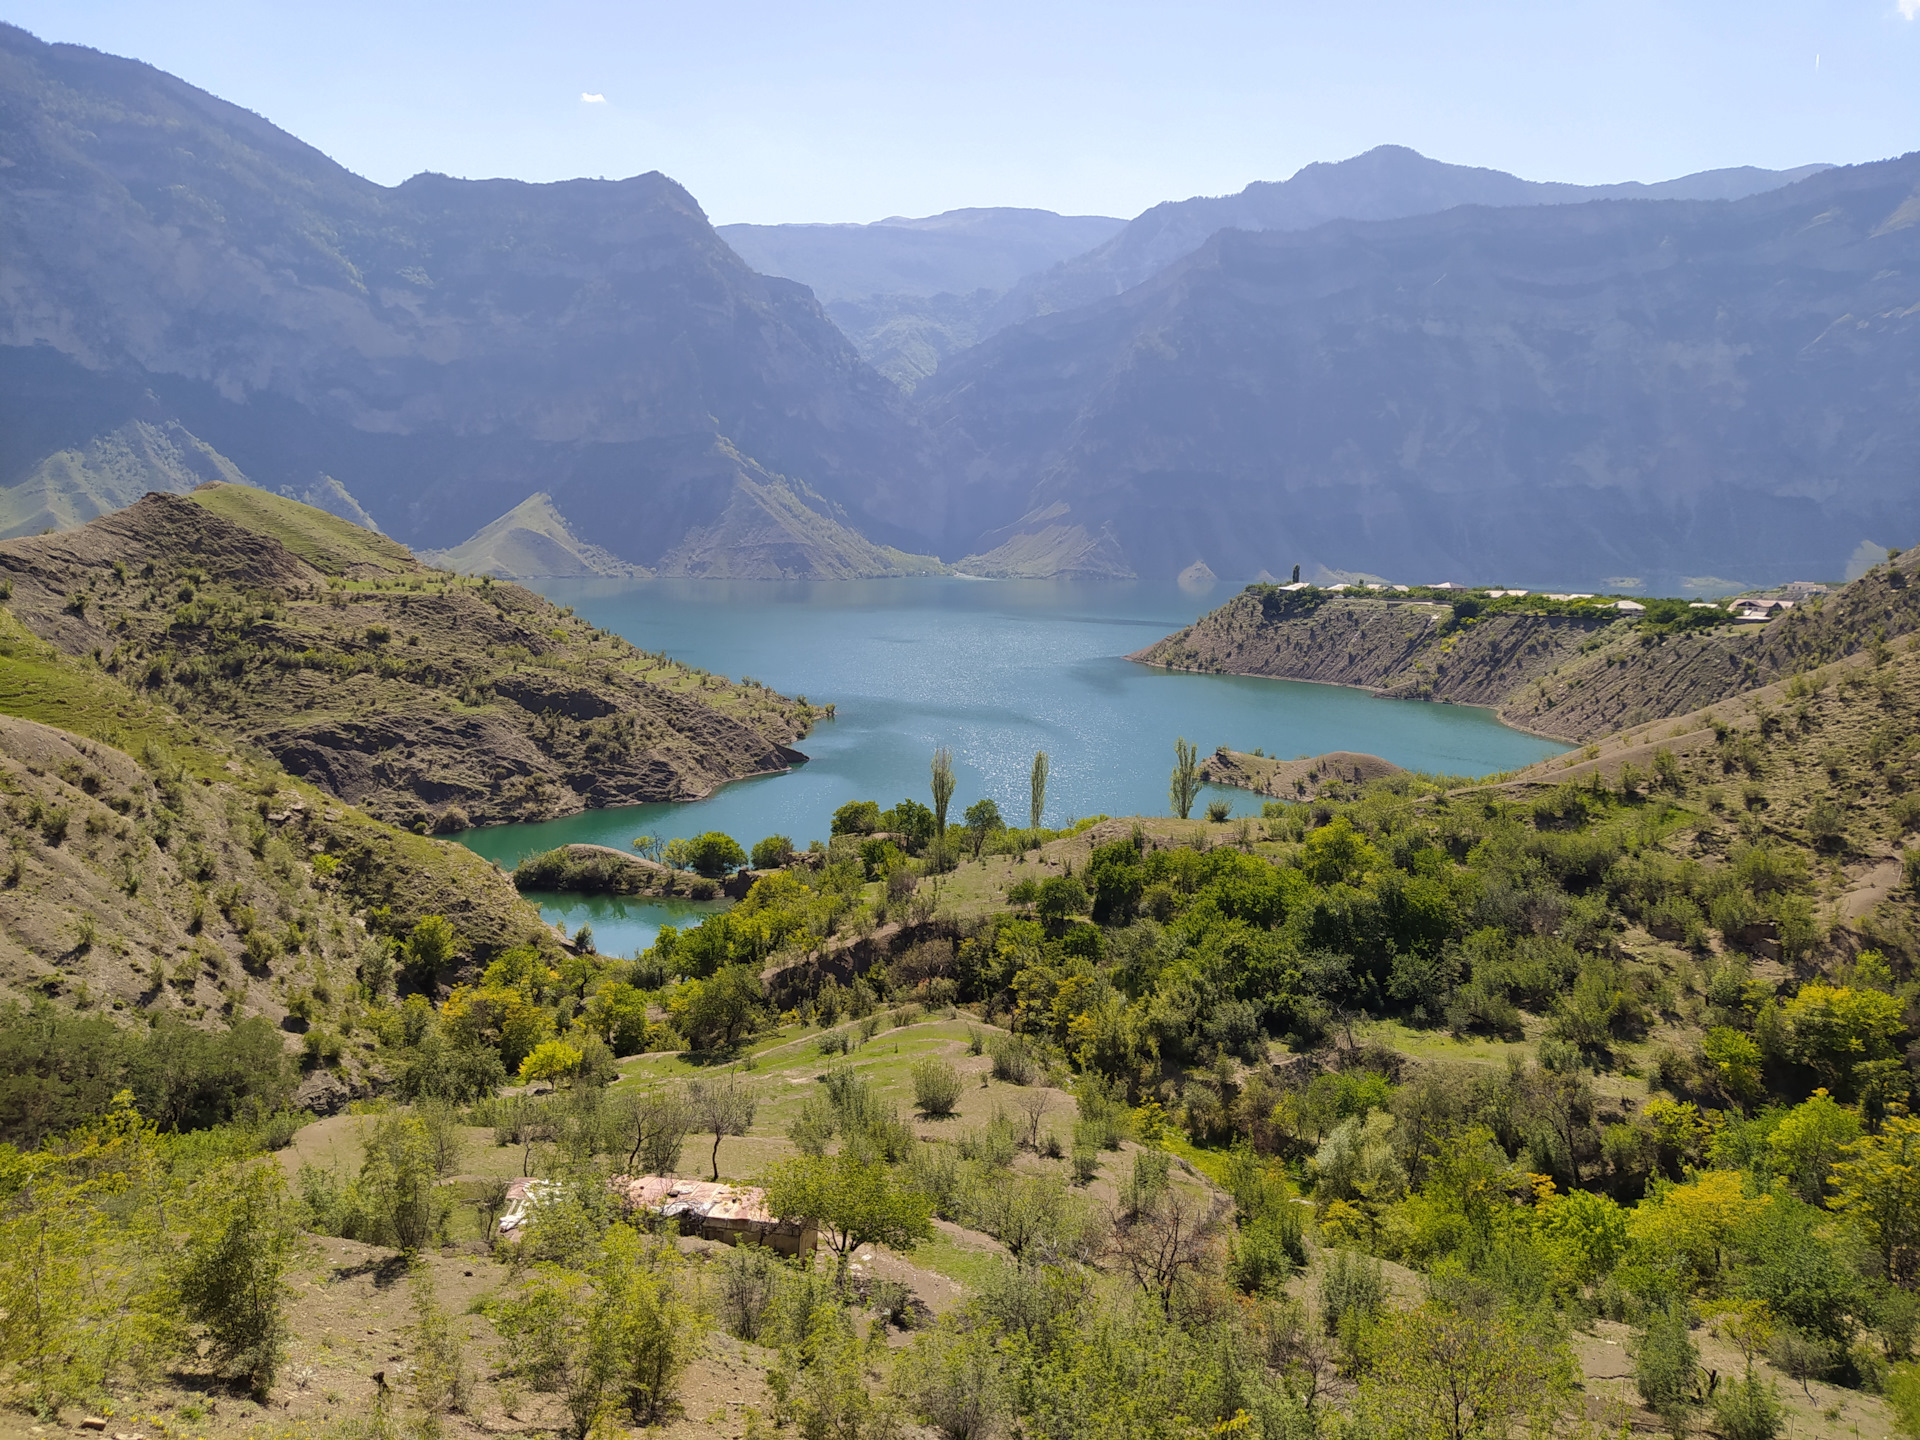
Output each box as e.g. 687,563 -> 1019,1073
1134,549 -> 1920,744
0,489 -> 816,828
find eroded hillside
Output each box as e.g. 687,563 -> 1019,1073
0,603 -> 551,1060
1134,549 -> 1920,743
0,486 -> 815,827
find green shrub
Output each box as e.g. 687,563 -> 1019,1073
912,1057 -> 964,1117
1319,1248 -> 1384,1334
750,834 -> 795,870
1229,1212 -> 1301,1295
986,1034 -> 1038,1085
1711,1368 -> 1784,1440
1633,1305 -> 1698,1429
173,1162 -> 299,1399
957,1108 -> 1021,1169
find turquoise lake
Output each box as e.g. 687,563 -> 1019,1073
456,578 -> 1568,954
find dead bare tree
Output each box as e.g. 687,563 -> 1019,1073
1010,1088 -> 1053,1151
1108,1186 -> 1228,1315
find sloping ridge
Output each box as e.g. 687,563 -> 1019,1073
929,152 -> 1920,587
421,493 -> 647,579
0,417 -> 246,539
653,447 -> 949,580
1133,545 -> 1920,744
0,488 -> 819,826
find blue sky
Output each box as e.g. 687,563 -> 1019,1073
8,0 -> 1919,224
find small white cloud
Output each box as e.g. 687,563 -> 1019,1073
1903,0 -> 1919,19
580,92 -> 607,103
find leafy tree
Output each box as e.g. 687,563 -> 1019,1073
1766,1090 -> 1860,1203
519,1038 -> 584,1091
882,798 -> 937,852
174,1161 -> 299,1399
1170,737 -> 1200,820
1703,1026 -> 1764,1105
963,798 -> 1005,857
684,831 -> 748,878
630,833 -> 665,863
1033,873 -> 1091,931
688,1073 -> 757,1180
614,1088 -> 692,1175
674,965 -> 764,1053
750,834 -> 795,870
582,980 -> 652,1054
404,915 -> 459,985
1534,1185 -> 1629,1290
931,747 -> 956,839
1712,1366 -> 1784,1440
0,1098 -> 161,1411
763,1151 -> 935,1280
1736,1198 -> 1861,1350
494,1225 -> 688,1436
408,1258 -> 471,1421
831,800 -> 882,836
1831,1115 -> 1920,1286
1354,1303 -> 1577,1440
1888,1361 -> 1920,1438
1633,1305 -> 1698,1434
1300,816 -> 1383,886
359,1113 -> 448,1252
441,980 -> 555,1073
1783,983 -> 1904,1093
1030,750 -> 1049,830
1626,1169 -> 1768,1291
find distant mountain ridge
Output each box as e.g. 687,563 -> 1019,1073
924,153 -> 1920,591
720,208 -> 1125,390
997,145 -> 1832,323
0,21 -> 937,572
1,22 -> 1907,592
717,147 -> 1825,392
719,208 -> 1125,303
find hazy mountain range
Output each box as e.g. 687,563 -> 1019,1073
2,21 -> 1914,592
723,152 -> 1829,392
721,209 -> 1124,389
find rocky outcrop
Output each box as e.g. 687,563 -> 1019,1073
1202,749 -> 1405,800
1135,550 -> 1920,744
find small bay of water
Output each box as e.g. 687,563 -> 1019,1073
456,579 -> 1566,950
516,890 -> 729,959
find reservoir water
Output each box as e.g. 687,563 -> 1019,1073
457,579 -> 1567,953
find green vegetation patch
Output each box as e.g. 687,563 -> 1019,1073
185,482 -> 415,575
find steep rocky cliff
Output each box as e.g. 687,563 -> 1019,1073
0,23 -> 933,569
930,155 -> 1920,589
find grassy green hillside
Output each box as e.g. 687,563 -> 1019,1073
0,602 -> 556,1129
